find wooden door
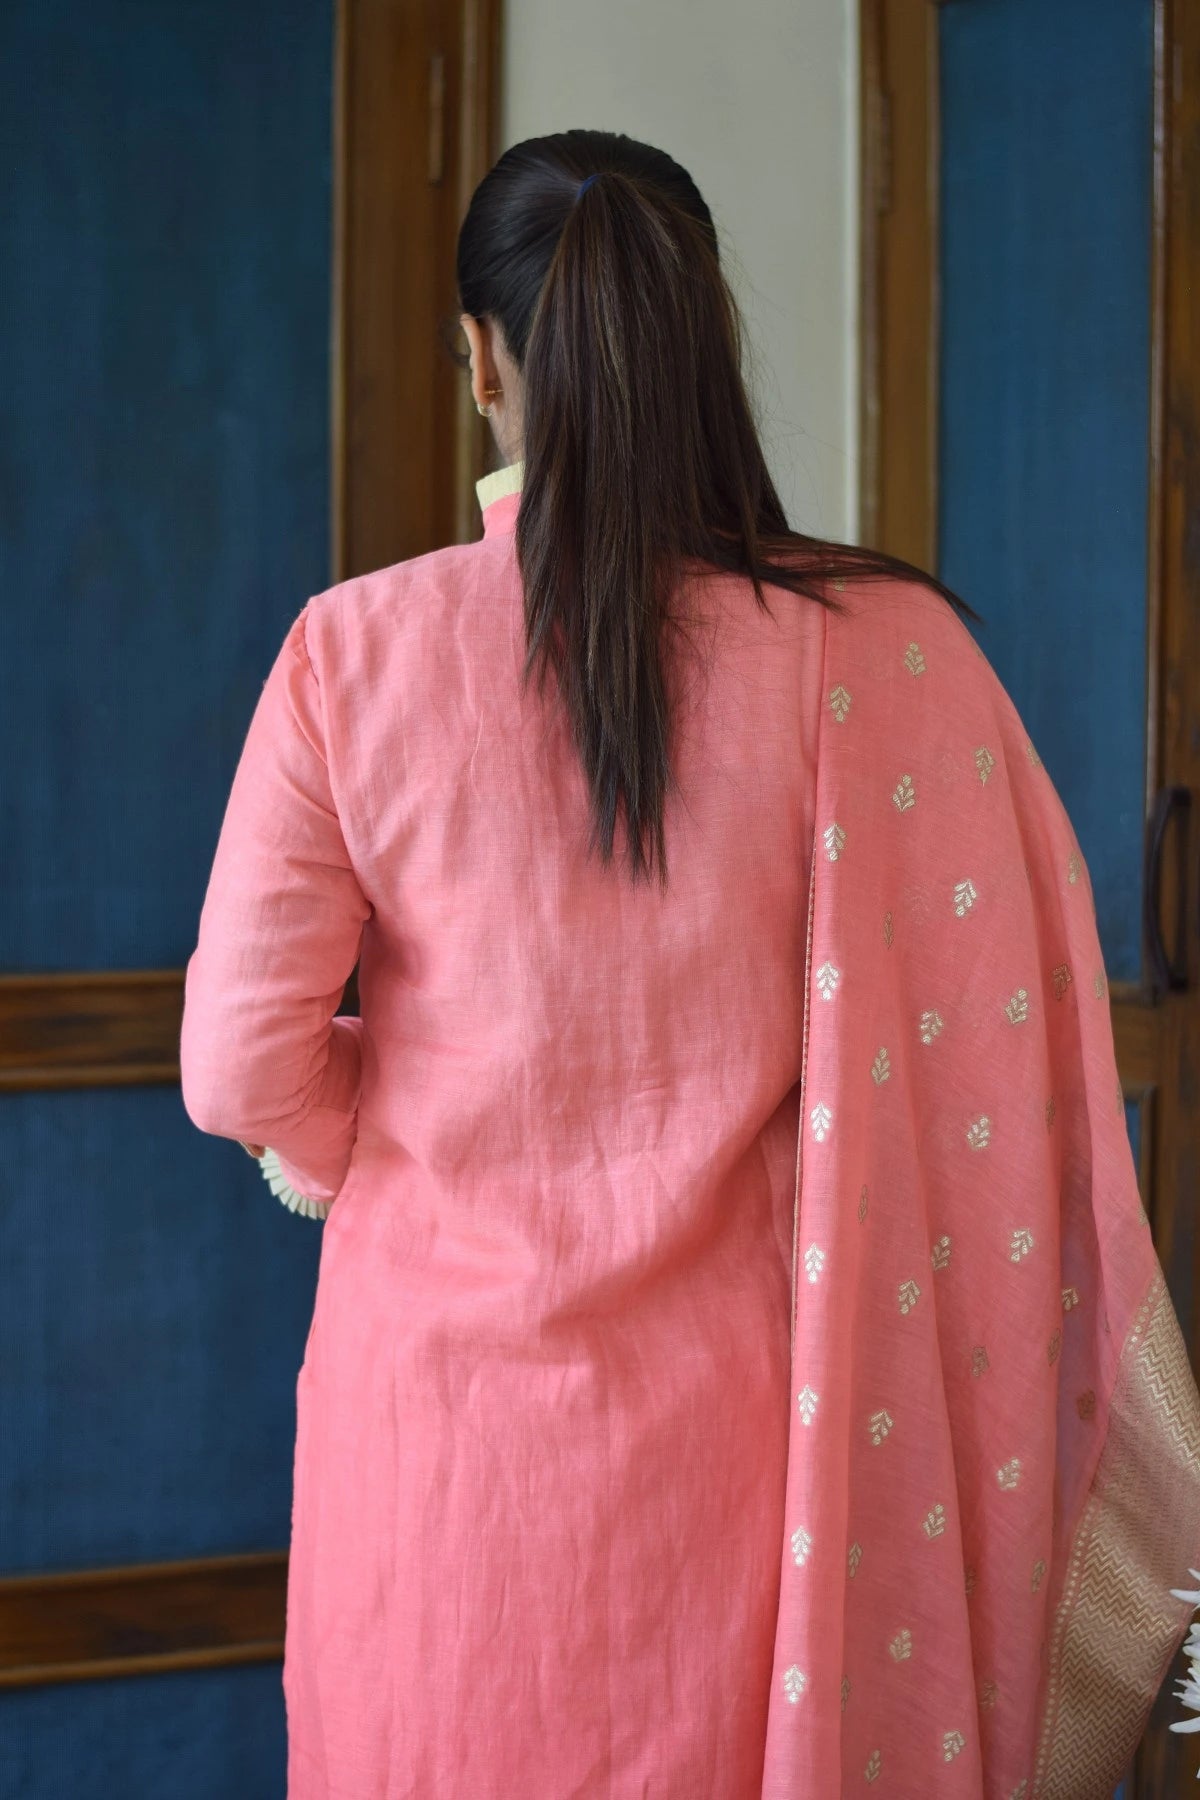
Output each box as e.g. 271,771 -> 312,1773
860,3 -> 1200,1793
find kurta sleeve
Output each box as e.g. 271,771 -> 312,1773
180,603 -> 371,1205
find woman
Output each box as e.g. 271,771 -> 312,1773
180,130 -> 1200,1798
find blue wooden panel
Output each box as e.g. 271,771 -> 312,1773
0,0 -> 333,970
0,1087 -> 322,1572
2,1662 -> 285,1800
938,0 -> 1154,984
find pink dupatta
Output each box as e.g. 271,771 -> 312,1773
759,575 -> 1200,1798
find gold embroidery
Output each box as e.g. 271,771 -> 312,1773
1026,740 -> 1042,767
997,1457 -> 1022,1490
1067,850 -> 1082,884
782,1665 -> 807,1704
975,745 -> 995,783
848,1541 -> 863,1578
869,1409 -> 893,1445
823,821 -> 846,861
953,878 -> 978,916
1052,962 -> 1072,999
1032,1558 -> 1047,1592
904,642 -> 926,676
923,1503 -> 946,1539
829,683 -> 852,722
1076,1390 -> 1096,1421
1010,1227 -> 1035,1261
1062,1287 -> 1079,1311
865,1750 -> 882,1783
882,909 -> 894,947
791,1525 -> 813,1566
1033,1271 -> 1200,1797
1094,969 -> 1107,998
931,1235 -> 952,1272
1115,1072 -> 1123,1115
1009,1784 -> 1028,1800
972,1346 -> 990,1378
871,1046 -> 891,1083
889,1629 -> 913,1661
858,1184 -> 869,1223
966,1115 -> 991,1151
979,1680 -> 999,1710
1046,1095 -> 1056,1130
815,960 -> 840,999
797,1385 -> 819,1426
965,1566 -> 978,1596
841,1674 -> 851,1712
943,1731 -> 966,1762
1048,1329 -> 1062,1365
803,1243 -> 825,1284
898,1278 -> 921,1315
810,1102 -> 832,1142
919,1009 -> 944,1044
892,773 -> 916,812
833,577 -> 846,592
1004,987 -> 1029,1024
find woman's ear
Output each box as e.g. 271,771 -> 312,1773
459,313 -> 494,411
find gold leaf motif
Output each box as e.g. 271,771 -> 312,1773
803,1243 -> 826,1284
1009,1784 -> 1029,1800
979,1680 -> 999,1710
923,1503 -> 946,1540
943,1731 -> 966,1763
1094,969 -> 1107,998
823,821 -> 846,861
1061,1286 -> 1079,1311
1045,1095 -> 1056,1131
869,1409 -> 893,1446
892,773 -> 916,812
1052,962 -> 1072,999
840,1675 -> 851,1713
889,1629 -> 913,1661
904,642 -> 926,677
829,683 -> 852,722
898,1278 -> 921,1316
848,1540 -> 863,1578
1010,1227 -> 1035,1261
975,745 -> 995,783
1032,1558 -> 1047,1592
871,1046 -> 891,1084
1004,987 -> 1029,1025
953,878 -> 978,916
882,909 -> 894,947
971,1345 -> 990,1379
931,1235 -> 952,1272
810,1102 -> 832,1142
966,1115 -> 991,1151
865,1750 -> 882,1784
858,1184 -> 869,1223
782,1664 -> 807,1704
815,959 -> 840,1000
833,577 -> 846,592
1067,850 -> 1082,884
997,1457 -> 1022,1490
919,1009 -> 944,1044
1076,1390 -> 1096,1421
1026,740 -> 1042,767
791,1525 -> 813,1566
1048,1329 -> 1062,1366
797,1385 -> 820,1426
965,1566 -> 978,1596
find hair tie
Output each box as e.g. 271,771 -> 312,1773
576,172 -> 601,200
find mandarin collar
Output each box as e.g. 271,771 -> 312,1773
476,459 -> 523,536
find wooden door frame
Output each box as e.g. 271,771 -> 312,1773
0,0 -> 501,1690
860,5 -> 1200,1791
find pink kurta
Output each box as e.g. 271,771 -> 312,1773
181,471 -> 829,1796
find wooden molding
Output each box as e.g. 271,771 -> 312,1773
0,1551 -> 287,1688
0,971 -> 185,1092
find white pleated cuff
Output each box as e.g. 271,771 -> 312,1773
255,1147 -> 333,1221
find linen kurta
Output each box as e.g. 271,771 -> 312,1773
180,465 -> 827,1797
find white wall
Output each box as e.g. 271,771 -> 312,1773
500,0 -> 859,543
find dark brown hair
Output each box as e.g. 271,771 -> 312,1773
448,129 -> 981,889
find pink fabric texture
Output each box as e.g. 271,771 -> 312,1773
181,480 -> 1200,1797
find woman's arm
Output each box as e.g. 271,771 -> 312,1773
180,603 -> 371,1203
